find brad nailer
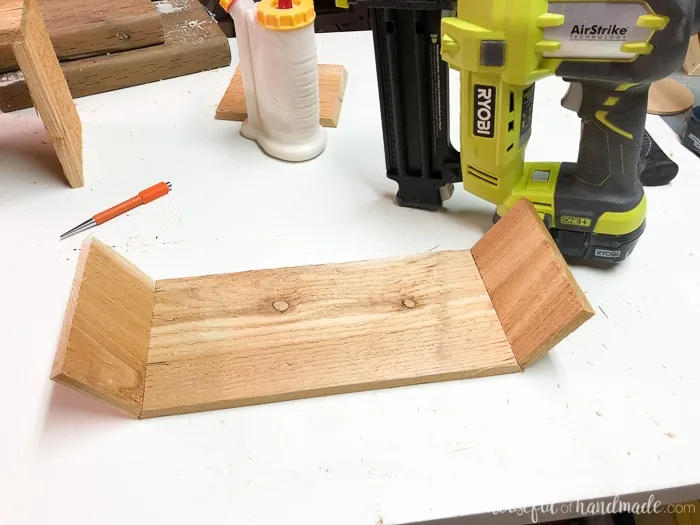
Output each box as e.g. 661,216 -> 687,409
337,0 -> 700,265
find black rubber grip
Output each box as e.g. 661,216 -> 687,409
574,81 -> 649,192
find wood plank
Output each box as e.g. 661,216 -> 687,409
0,0 -> 22,47
471,199 -> 595,369
0,0 -> 231,112
0,0 -> 164,73
51,238 -> 156,417
140,250 -> 517,417
9,0 -> 83,187
215,64 -> 348,128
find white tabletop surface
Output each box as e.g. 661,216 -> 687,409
1,31 -> 699,525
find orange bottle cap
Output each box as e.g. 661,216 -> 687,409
256,0 -> 315,31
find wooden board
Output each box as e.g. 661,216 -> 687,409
0,1 -> 22,47
51,238 -> 155,417
0,0 -> 231,112
141,250 -> 517,417
0,0 -> 164,73
648,77 -> 695,116
215,64 -> 348,128
50,200 -> 594,419
684,34 -> 700,76
1,0 -> 83,188
471,199 -> 595,369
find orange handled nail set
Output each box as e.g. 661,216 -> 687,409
60,182 -> 172,240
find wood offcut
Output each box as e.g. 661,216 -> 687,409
215,64 -> 348,128
0,0 -> 83,188
0,0 -> 231,112
51,200 -> 594,419
684,34 -> 700,76
648,77 -> 695,116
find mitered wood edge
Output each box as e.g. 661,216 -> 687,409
51,237 -> 155,417
51,236 -> 91,381
471,199 -> 595,370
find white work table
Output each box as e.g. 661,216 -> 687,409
1,31 -> 699,525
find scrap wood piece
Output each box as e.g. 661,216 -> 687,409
684,34 -> 700,76
648,77 -> 694,116
0,0 -> 231,112
50,200 -> 594,419
471,200 -> 595,369
0,0 -> 164,73
215,64 -> 348,128
0,0 -> 83,188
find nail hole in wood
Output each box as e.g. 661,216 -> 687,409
115,31 -> 129,40
402,298 -> 416,309
273,300 -> 289,312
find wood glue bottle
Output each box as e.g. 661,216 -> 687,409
221,0 -> 326,162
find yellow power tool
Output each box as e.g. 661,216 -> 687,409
441,0 -> 698,264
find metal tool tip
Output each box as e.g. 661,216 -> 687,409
59,218 -> 97,241
167,182 -> 172,190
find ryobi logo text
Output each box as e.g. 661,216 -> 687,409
474,85 -> 495,138
570,24 -> 629,41
594,249 -> 622,259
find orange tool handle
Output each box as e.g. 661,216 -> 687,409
93,182 -> 170,225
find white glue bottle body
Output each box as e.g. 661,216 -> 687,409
225,0 -> 326,162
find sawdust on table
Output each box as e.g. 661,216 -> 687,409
154,0 -> 188,14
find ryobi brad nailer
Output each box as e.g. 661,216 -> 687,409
336,0 -> 699,266
440,0 -> 699,264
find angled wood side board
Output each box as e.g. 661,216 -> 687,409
51,200 -> 595,418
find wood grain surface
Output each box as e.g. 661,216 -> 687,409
648,77 -> 695,116
6,0 -> 83,187
0,0 -> 164,72
49,202 -> 594,418
215,64 -> 348,128
683,34 -> 700,76
0,0 -> 231,112
51,238 -> 155,417
0,0 -> 22,47
471,199 -> 595,369
140,250 -> 517,417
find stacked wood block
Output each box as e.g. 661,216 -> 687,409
0,0 -> 231,111
0,0 -> 83,187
